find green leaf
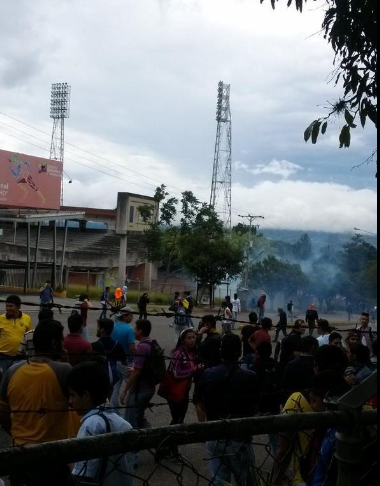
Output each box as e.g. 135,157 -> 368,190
360,112 -> 367,128
312,121 -> 322,145
345,109 -> 355,128
321,121 -> 328,135
339,125 -> 351,149
367,105 -> 378,127
304,120 -> 318,143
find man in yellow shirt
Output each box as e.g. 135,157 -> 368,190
0,295 -> 32,377
0,319 -> 73,486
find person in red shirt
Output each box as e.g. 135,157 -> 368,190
250,318 -> 273,351
64,314 -> 93,367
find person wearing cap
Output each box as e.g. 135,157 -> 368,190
317,319 -> 332,347
110,307 -> 136,414
306,304 -> 319,336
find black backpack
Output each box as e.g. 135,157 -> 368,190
141,340 -> 166,386
175,308 -> 188,326
262,365 -> 281,397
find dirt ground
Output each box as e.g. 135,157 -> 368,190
0,296 -> 361,485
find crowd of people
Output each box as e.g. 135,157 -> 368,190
0,293 -> 377,486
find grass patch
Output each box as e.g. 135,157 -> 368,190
66,285 -> 173,306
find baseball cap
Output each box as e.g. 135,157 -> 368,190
117,307 -> 134,317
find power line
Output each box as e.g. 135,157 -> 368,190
0,111 -> 192,195
0,110 -> 258,219
0,129 -> 160,194
0,120 -> 161,192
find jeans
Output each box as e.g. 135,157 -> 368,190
206,440 -> 255,486
0,357 -> 18,379
125,388 -> 155,429
139,312 -> 148,320
175,324 -> 190,345
259,308 -> 265,321
222,322 -> 233,335
167,399 -> 190,456
269,433 -> 279,456
100,304 -> 108,319
111,363 -> 130,415
274,326 -> 288,342
309,321 -> 316,336
125,387 -> 155,468
81,326 -> 89,341
169,399 -> 189,426
232,312 -> 238,329
242,353 -> 255,371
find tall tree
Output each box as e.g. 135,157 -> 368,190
139,187 -> 244,295
250,256 -> 308,308
293,234 -> 313,261
338,235 -> 378,300
263,0 -> 377,149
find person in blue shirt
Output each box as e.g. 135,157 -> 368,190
100,286 -> 111,319
39,281 -> 54,308
110,307 -> 136,413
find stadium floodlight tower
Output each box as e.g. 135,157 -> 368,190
210,81 -> 232,230
50,82 -> 71,206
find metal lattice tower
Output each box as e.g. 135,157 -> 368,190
210,81 -> 232,229
50,83 -> 71,206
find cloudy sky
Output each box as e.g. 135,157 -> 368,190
0,0 -> 377,233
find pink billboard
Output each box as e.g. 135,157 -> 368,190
0,149 -> 62,210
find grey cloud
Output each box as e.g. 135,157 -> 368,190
0,0 -> 377,231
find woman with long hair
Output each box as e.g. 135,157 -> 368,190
158,329 -> 200,461
168,329 -> 200,426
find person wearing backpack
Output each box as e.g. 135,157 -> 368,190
100,287 -> 111,319
184,291 -> 195,329
91,319 -> 127,397
68,362 -> 134,486
174,300 -> 190,345
121,320 -> 164,444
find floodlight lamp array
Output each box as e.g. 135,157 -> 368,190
50,83 -> 71,119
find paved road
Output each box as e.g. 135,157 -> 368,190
0,296 -> 357,485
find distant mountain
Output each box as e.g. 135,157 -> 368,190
260,229 -> 377,251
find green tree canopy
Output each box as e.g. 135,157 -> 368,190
263,0 -> 377,149
139,187 -> 244,291
292,234 -> 313,261
250,256 -> 309,306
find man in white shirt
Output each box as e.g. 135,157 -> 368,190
122,284 -> 128,305
68,362 -> 134,486
357,312 -> 377,354
317,320 -> 332,347
231,293 -> 241,330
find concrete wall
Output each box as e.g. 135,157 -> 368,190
116,193 -> 158,234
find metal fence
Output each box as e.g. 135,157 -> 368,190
0,374 -> 377,486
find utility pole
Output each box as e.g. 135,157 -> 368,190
239,215 -> 265,289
